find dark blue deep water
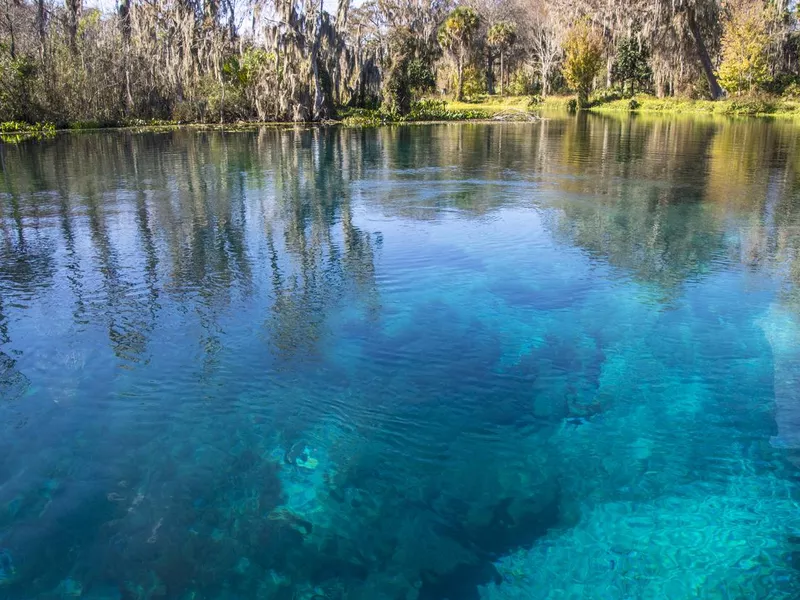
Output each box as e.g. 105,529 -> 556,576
3,116 -> 800,599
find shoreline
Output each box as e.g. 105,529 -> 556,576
4,95 -> 800,141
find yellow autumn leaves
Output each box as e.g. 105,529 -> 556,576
718,0 -> 777,95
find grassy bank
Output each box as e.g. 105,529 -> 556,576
589,94 -> 800,117
0,119 -> 311,143
6,93 -> 800,143
444,94 -> 800,118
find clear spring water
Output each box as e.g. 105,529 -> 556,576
2,116 -> 800,599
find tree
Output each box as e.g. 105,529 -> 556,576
382,26 -> 415,114
562,19 -> 604,107
66,0 -> 81,52
487,20 -> 515,95
531,10 -> 563,96
438,6 -> 480,100
612,36 -> 653,95
628,0 -> 724,99
717,0 -> 774,94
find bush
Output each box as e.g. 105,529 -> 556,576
527,95 -> 543,108
340,108 -> 385,126
507,70 -> 534,96
780,80 -> 800,99
0,54 -> 40,122
0,121 -> 56,143
407,59 -> 436,96
404,99 -> 488,121
460,65 -> 486,101
589,89 -> 622,105
724,93 -> 776,115
566,98 -> 578,113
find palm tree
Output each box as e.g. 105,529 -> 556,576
487,21 -> 517,96
438,7 -> 481,101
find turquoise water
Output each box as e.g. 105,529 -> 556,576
2,117 -> 800,599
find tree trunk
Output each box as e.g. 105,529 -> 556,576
37,0 -> 46,57
456,56 -> 464,101
66,0 -> 82,53
120,0 -> 132,114
499,50 -> 504,96
4,0 -> 15,59
687,9 -> 723,100
578,89 -> 588,108
486,51 -> 494,95
541,62 -> 549,97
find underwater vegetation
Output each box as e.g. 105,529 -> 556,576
2,119 -> 800,598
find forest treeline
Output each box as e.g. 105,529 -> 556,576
1,0 -> 799,124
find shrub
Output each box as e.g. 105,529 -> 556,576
590,89 -> 622,105
341,109 -> 385,126
724,93 -> 776,115
783,81 -> 800,99
527,95 -> 543,108
404,99 -> 488,121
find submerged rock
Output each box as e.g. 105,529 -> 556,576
758,305 -> 800,464
0,548 -> 15,584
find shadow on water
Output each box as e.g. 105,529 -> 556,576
1,118 -> 800,597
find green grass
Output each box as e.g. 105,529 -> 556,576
447,93 -> 800,118
588,94 -> 800,117
444,95 -> 536,115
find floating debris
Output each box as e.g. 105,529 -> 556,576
491,109 -> 542,122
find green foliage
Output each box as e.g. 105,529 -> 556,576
407,59 -> 436,95
718,1 -> 774,95
438,7 -> 481,51
612,37 -> 653,95
340,108 -> 386,126
0,121 -> 55,143
461,64 -> 486,100
782,81 -> 800,99
507,70 -> 534,96
562,20 -> 605,108
527,95 -> 543,108
590,89 -> 623,105
487,21 -> 517,95
581,93 -> 800,116
0,121 -> 55,133
404,99 -> 487,120
339,100 -> 488,125
224,49 -> 273,87
383,27 -> 417,115
725,93 -> 777,114
487,22 -> 517,52
0,55 -> 39,122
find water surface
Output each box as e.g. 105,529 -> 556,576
3,116 -> 800,599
